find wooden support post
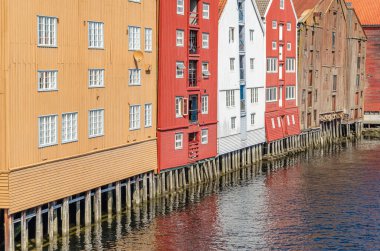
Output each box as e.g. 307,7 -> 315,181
116,181 -> 121,213
62,197 -> 69,236
75,196 -> 81,228
149,172 -> 155,199
143,173 -> 148,201
162,173 -> 166,194
48,202 -> 55,242
35,206 -> 43,248
156,174 -> 162,197
196,164 -> 201,183
107,184 -> 113,216
21,211 -> 28,251
4,211 -> 14,251
85,191 -> 91,226
134,178 -> 141,205
189,166 -> 194,185
94,187 -> 102,222
175,170 -> 179,190
178,169 -> 183,188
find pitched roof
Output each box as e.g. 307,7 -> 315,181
292,0 -> 321,18
218,0 -> 228,19
348,0 -> 380,26
255,0 -> 271,17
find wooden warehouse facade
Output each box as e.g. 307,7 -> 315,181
349,0 -> 380,125
0,0 -> 158,247
294,0 -> 367,133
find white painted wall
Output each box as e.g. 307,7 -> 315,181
218,0 -> 266,155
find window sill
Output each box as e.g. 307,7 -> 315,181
88,47 -> 105,50
62,139 -> 78,145
129,128 -> 141,131
89,86 -> 105,89
89,134 -> 104,139
38,89 -> 58,92
37,45 -> 58,48
39,143 -> 58,149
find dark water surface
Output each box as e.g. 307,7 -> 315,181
62,140 -> 380,250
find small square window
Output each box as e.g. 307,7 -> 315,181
272,21 -> 277,29
177,0 -> 184,15
272,41 -> 277,50
287,22 -> 291,31
287,42 -> 291,51
175,133 -> 183,149
176,62 -> 185,78
203,3 -> 210,19
201,129 -> 208,144
202,33 -> 209,49
176,30 -> 184,47
88,69 -> 105,88
202,62 -> 210,78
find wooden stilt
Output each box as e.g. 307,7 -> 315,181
21,211 -> 28,251
134,178 -> 141,205
85,191 -> 91,226
94,187 -> 102,222
62,197 -> 69,236
143,173 -> 148,201
107,184 -> 113,216
4,211 -> 14,251
48,202 -> 55,242
35,206 -> 43,248
116,181 -> 121,213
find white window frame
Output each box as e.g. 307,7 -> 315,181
250,58 -> 255,70
266,87 -> 277,102
272,41 -> 277,50
145,28 -> 153,52
226,90 -> 235,107
176,30 -> 184,47
249,29 -> 254,41
292,115 -> 296,125
231,117 -> 236,129
37,16 -> 57,47
88,21 -> 104,49
144,104 -> 152,128
229,27 -> 235,43
175,133 -> 183,149
62,112 -> 78,143
250,113 -> 255,125
175,97 -> 184,118
287,22 -> 291,31
267,58 -> 278,73
287,42 -> 291,51
177,0 -> 185,15
176,62 -> 185,78
38,114 -> 58,147
129,105 -> 141,130
250,88 -> 259,103
201,129 -> 208,144
88,69 -> 105,88
201,95 -> 209,114
286,58 -> 296,72
280,0 -> 284,9
230,58 -> 235,71
38,70 -> 58,91
203,3 -> 210,19
277,117 -> 282,127
88,109 -> 104,138
128,26 -> 141,51
202,33 -> 209,49
202,62 -> 210,77
129,69 -> 141,85
272,21 -> 277,29
271,118 -> 276,128
286,86 -> 296,100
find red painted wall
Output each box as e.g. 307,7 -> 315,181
363,27 -> 380,112
264,0 -> 300,142
158,0 -> 218,170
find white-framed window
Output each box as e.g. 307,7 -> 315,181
287,22 -> 291,31
292,114 -> 296,125
267,58 -> 278,73
231,117 -> 236,129
88,21 -> 104,49
176,30 -> 184,46
203,3 -> 210,19
37,16 -> 57,47
145,28 -> 152,52
250,58 -> 255,70
129,69 -> 141,86
272,41 -> 277,50
88,69 -> 105,88
201,95 -> 208,114
250,88 -> 259,103
287,115 -> 290,126
230,58 -> 235,71
129,105 -> 141,130
271,118 -> 275,128
144,104 -> 152,127
280,0 -> 284,9
175,133 -> 183,149
250,29 -> 254,41
128,26 -> 141,50
202,33 -> 209,48
229,27 -> 235,43
286,58 -> 296,72
266,87 -> 277,102
177,0 -> 184,15
38,70 -> 58,91
286,86 -> 296,100
226,90 -> 235,107
277,117 -> 282,127
175,97 -> 184,117
176,62 -> 185,78
272,21 -> 277,29
250,113 -> 255,125
202,62 -> 210,77
201,129 -> 208,144
39,115 -> 58,147
62,112 -> 78,143
287,42 -> 291,51
88,109 -> 104,138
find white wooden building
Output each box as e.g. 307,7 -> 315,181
218,0 -> 266,155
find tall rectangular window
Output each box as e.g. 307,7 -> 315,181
38,16 -> 57,47
280,0 -> 284,9
129,69 -> 141,85
128,26 -> 141,50
88,21 -> 104,49
201,129 -> 208,144
266,58 -> 278,73
88,69 -> 105,88
250,113 -> 255,125
202,62 -> 210,77
177,0 -> 184,15
229,27 -> 235,43
38,70 -> 57,91
230,58 -> 235,71
251,88 -> 259,103
175,133 -> 183,149
226,90 -> 235,107
286,58 -> 296,72
39,115 -> 58,147
266,87 -> 277,102
175,97 -> 184,117
145,28 -> 152,52
203,3 -> 210,19
272,21 -> 277,29
201,95 -> 208,114
89,109 -> 104,138
286,86 -> 296,100
176,30 -> 184,46
250,58 -> 255,70
202,33 -> 209,48
333,75 -> 337,92
287,22 -> 291,31
176,62 -> 185,78
62,112 -> 78,143
129,105 -> 141,130
144,104 -> 152,127
332,32 -> 336,49
231,117 -> 236,129
250,30 -> 254,41
287,42 -> 291,51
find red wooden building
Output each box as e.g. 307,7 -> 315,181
256,0 -> 300,142
157,0 -> 218,170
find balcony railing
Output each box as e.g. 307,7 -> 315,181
188,142 -> 199,162
189,31 -> 198,54
189,12 -> 199,26
189,109 -> 198,123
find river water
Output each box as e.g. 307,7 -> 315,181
61,140 -> 380,250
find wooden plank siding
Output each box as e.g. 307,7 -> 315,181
0,173 -> 10,208
8,139 -> 157,214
